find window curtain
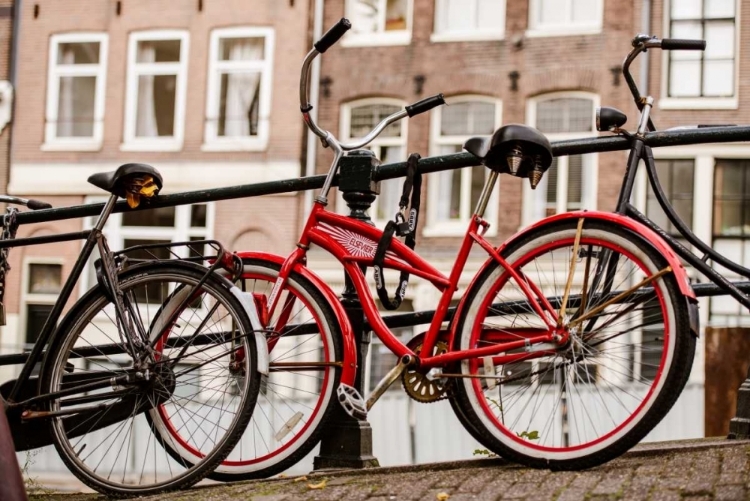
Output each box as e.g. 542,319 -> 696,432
135,44 -> 158,137
222,39 -> 263,137
57,48 -> 75,137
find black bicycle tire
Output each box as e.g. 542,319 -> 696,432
39,261 -> 261,497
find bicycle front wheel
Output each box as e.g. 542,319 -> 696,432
40,262 -> 260,497
451,219 -> 695,470
208,258 -> 343,481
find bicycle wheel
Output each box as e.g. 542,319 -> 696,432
40,262 -> 260,497
451,219 -> 695,470
203,258 -> 343,480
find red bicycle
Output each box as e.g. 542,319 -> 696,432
163,20 -> 696,477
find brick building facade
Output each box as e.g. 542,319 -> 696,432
308,0 -> 725,462
1,0 -> 744,478
0,0 -> 309,369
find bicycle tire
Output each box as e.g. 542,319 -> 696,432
207,258 -> 343,480
451,219 -> 695,470
39,261 -> 261,497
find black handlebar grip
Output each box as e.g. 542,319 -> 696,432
405,94 -> 446,117
314,18 -> 351,53
661,38 -> 706,50
27,199 -> 52,210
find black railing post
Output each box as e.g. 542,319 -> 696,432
728,364 -> 750,438
313,150 -> 380,470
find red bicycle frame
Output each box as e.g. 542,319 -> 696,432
263,201 -> 562,373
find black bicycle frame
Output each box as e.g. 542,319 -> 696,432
3,194 -> 118,404
614,136 -> 750,311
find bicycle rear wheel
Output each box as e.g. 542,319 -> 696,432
451,219 -> 695,470
40,262 -> 260,497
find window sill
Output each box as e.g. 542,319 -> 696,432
423,223 -> 496,238
120,140 -> 183,152
342,32 -> 411,48
658,97 -> 738,110
201,139 -> 268,152
525,27 -> 602,38
430,32 -> 505,43
41,141 -> 102,152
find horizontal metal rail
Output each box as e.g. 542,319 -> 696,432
11,125 -> 750,226
0,279 -> 739,367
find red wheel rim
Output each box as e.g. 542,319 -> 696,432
469,235 -> 671,453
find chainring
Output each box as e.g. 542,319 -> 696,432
402,336 -> 450,403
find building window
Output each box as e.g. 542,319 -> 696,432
527,0 -> 603,35
667,0 -> 736,99
524,93 -> 598,224
426,97 -> 502,236
84,202 -> 212,290
646,160 -> 695,236
203,27 -> 274,151
123,30 -> 189,151
710,159 -> 750,324
22,262 -> 63,349
713,160 -> 750,237
432,0 -> 505,41
44,33 -> 108,150
344,0 -> 412,46
340,99 -> 407,224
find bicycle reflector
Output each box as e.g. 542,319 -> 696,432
124,175 -> 160,208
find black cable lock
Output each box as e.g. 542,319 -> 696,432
372,153 -> 422,310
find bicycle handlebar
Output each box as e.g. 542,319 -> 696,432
622,34 -> 705,131
406,94 -> 446,117
300,19 -> 445,151
314,18 -> 351,53
661,38 -> 706,51
0,195 -> 52,210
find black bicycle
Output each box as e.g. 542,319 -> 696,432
0,163 -> 265,497
446,34 -> 744,470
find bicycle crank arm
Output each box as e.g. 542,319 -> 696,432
366,354 -> 415,411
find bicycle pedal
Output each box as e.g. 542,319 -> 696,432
337,383 -> 367,421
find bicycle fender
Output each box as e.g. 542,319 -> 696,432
450,211 -> 697,346
236,251 -> 358,386
229,286 -> 270,375
501,211 -> 695,298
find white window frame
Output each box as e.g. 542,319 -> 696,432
658,0 -> 740,110
338,98 -> 408,227
43,33 -> 108,151
81,199 -> 214,291
526,0 -> 603,37
122,30 -> 189,152
20,258 -> 64,351
431,0 -> 506,42
425,95 -> 502,237
202,27 -> 275,152
342,0 -> 413,47
522,91 -> 599,226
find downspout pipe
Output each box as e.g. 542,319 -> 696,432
303,0 -> 324,214
6,0 -> 22,195
639,0 -> 651,96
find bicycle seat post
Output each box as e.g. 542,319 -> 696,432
313,150 -> 380,471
